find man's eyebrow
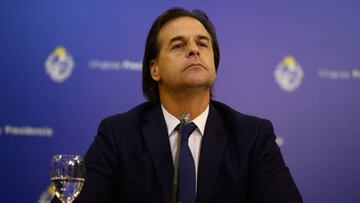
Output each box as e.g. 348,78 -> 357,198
168,35 -> 211,45
197,35 -> 211,42
169,36 -> 186,44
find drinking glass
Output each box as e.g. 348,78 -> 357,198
50,154 -> 85,203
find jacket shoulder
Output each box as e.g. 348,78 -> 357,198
100,101 -> 156,126
211,100 -> 271,126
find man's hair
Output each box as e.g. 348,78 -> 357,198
142,7 -> 220,102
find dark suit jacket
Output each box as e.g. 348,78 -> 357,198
53,101 -> 302,203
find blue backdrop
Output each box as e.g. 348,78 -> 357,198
1,1 -> 359,202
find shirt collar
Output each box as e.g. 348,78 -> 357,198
161,105 -> 209,136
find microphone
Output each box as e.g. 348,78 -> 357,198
179,113 -> 191,125
171,113 -> 191,203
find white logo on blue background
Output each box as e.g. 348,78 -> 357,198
274,56 -> 304,92
45,46 -> 75,82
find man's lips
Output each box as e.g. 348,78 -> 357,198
184,63 -> 206,71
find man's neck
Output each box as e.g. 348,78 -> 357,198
159,89 -> 210,119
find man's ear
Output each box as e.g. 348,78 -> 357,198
150,60 -> 160,81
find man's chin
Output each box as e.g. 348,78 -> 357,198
183,81 -> 214,90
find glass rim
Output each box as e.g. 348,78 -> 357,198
51,154 -> 84,159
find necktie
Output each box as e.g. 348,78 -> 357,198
178,122 -> 197,203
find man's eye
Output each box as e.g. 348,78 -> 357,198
172,44 -> 184,49
199,42 -> 209,48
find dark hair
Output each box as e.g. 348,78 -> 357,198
142,7 -> 220,102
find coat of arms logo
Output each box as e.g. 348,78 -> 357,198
274,56 -> 304,92
45,46 -> 75,82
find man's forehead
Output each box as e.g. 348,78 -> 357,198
158,16 -> 211,42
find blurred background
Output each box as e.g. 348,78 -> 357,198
1,0 -> 359,202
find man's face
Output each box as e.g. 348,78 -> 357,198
150,17 -> 216,94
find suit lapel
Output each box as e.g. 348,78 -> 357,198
196,103 -> 228,203
142,104 -> 174,203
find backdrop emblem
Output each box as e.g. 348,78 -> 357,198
44,46 -> 75,82
274,56 -> 304,92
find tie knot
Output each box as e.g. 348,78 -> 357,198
180,122 -> 197,142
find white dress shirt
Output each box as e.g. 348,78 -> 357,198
161,105 -> 209,187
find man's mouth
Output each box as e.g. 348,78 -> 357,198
185,63 -> 206,71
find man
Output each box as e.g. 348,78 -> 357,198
53,7 -> 302,203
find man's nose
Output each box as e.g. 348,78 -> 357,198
187,40 -> 200,58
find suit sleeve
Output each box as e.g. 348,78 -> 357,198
52,118 -> 119,203
248,119 -> 303,203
